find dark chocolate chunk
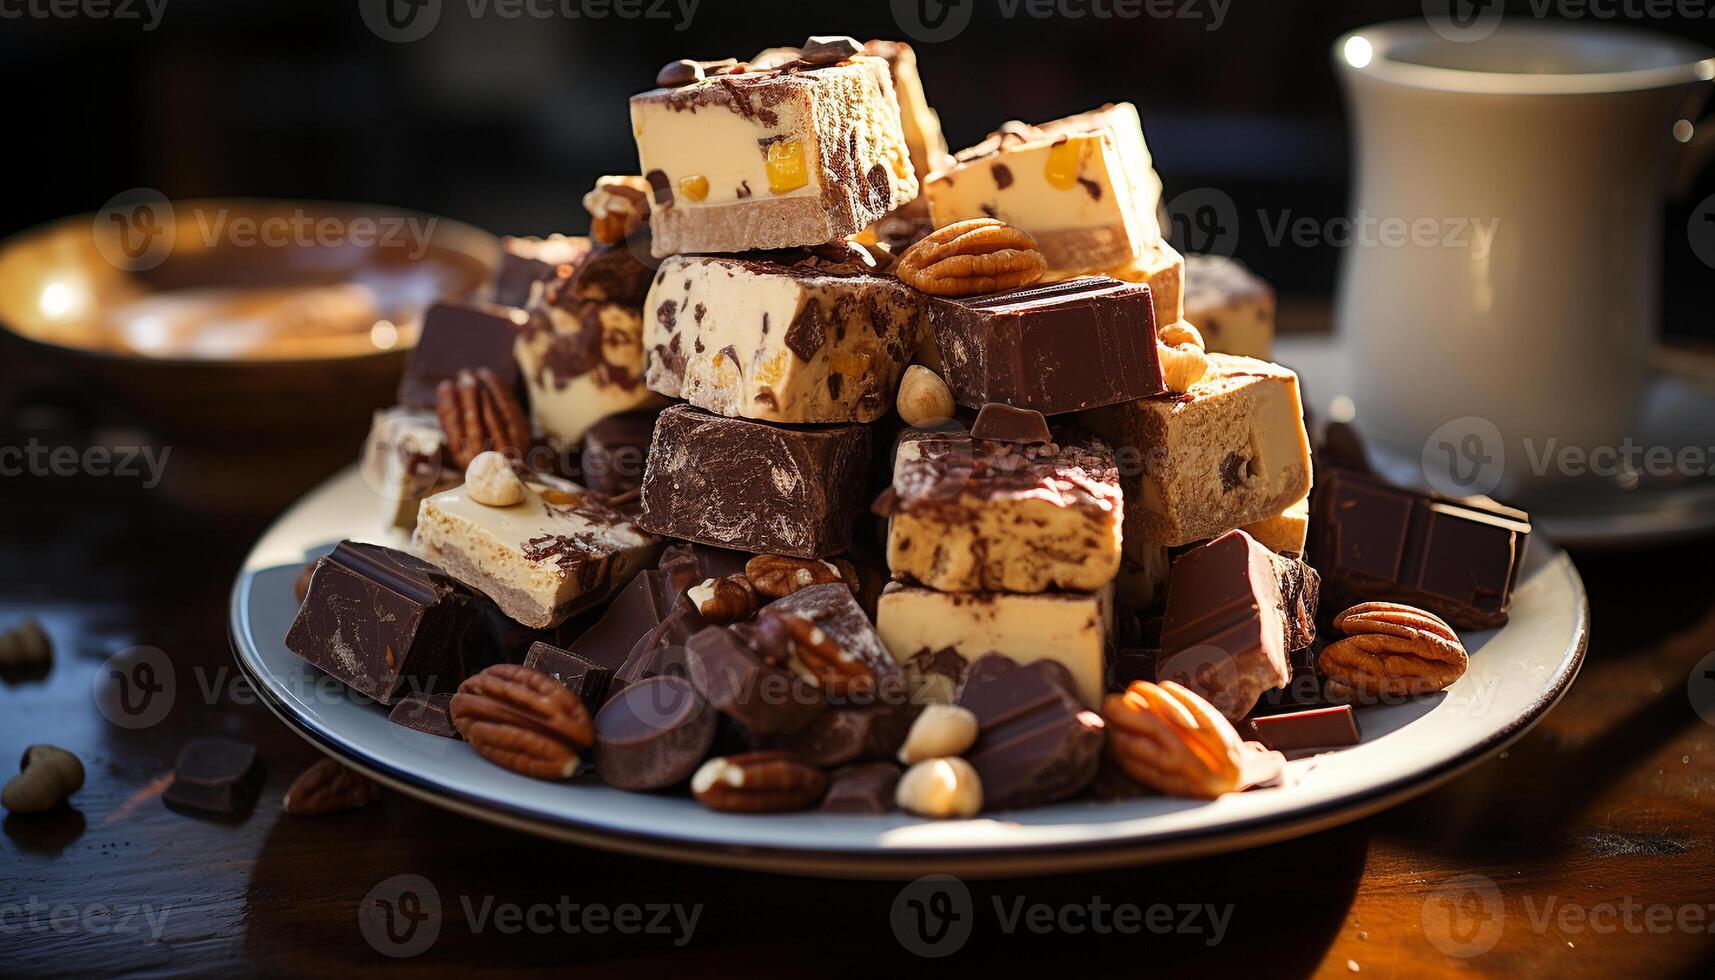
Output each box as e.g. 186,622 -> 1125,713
637,405 -> 871,559
656,58 -> 704,87
685,627 -> 826,735
761,584 -> 906,708
1309,470 -> 1530,630
581,411 -> 657,498
397,303 -> 523,409
522,642 -> 612,709
285,542 -> 489,705
645,170 -> 673,208
902,647 -> 967,706
820,762 -> 903,815
495,235 -> 589,309
388,693 -> 461,739
957,655 -> 1105,810
970,403 -> 1053,445
926,277 -> 1164,416
567,570 -> 683,675
1110,649 -> 1159,692
1248,704 -> 1361,753
593,675 -> 717,791
762,703 -> 908,768
799,35 -> 863,65
163,737 -> 264,815
658,542 -> 752,594
615,600 -> 704,689
570,240 -> 655,306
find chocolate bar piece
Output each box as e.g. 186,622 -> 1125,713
1082,353 -> 1313,550
517,267 -> 662,448
494,234 -> 589,308
761,703 -> 909,767
637,404 -> 871,559
163,737 -> 265,815
685,626 -> 826,735
969,403 -> 1052,445
1249,705 -> 1361,753
956,655 -> 1106,810
1185,254 -> 1275,360
567,570 -> 683,675
643,253 -> 925,424
877,583 -> 1112,707
1155,530 -> 1320,721
879,427 -> 1123,594
286,542 -> 489,704
819,761 -> 903,815
398,303 -> 526,409
762,583 -> 906,708
927,277 -> 1163,416
414,476 -> 658,630
630,55 -> 917,256
593,675 -> 717,791
927,103 -> 1163,275
388,693 -> 460,739
581,411 -> 656,498
522,642 -> 612,708
1310,469 -> 1530,630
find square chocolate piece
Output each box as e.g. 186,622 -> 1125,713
522,641 -> 612,708
397,302 -> 526,409
163,737 -> 265,815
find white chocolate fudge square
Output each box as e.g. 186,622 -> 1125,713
876,583 -> 1113,707
643,253 -> 925,424
1185,254 -> 1276,360
630,56 -> 918,256
927,103 -> 1163,275
414,476 -> 657,628
1081,354 -> 1312,551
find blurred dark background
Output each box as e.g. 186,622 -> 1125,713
3,0 -> 1713,328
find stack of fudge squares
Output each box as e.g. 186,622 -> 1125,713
291,35 -> 1533,818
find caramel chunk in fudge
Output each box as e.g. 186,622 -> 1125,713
414,476 -> 658,629
1185,254 -> 1276,360
876,428 -> 1122,593
630,55 -> 918,256
1082,354 -> 1312,550
643,251 -> 925,424
926,103 -> 1163,275
516,267 -> 663,448
876,583 -> 1112,707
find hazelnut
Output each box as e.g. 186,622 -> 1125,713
2,744 -> 84,814
897,704 -> 980,765
464,451 -> 526,507
0,617 -> 51,669
896,365 -> 956,427
1158,321 -> 1210,393
895,757 -> 983,819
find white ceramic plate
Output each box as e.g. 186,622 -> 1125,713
230,465 -> 1588,879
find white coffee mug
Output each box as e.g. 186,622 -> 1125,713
1334,20 -> 1714,501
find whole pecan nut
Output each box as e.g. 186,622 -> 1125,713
436,367 -> 531,469
689,574 -> 759,625
282,758 -> 381,815
894,218 -> 1048,297
690,751 -> 827,812
1102,680 -> 1244,799
754,609 -> 875,696
1319,601 -> 1467,702
745,555 -> 848,599
451,664 -> 595,780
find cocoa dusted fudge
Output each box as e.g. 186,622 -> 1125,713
643,251 -> 926,423
493,234 -> 589,309
1185,254 -> 1276,360
516,264 -> 663,447
414,475 -> 658,629
1082,354 -> 1313,550
637,404 -> 871,559
876,583 -> 1113,707
1154,530 -> 1321,721
630,54 -> 918,256
875,428 -> 1122,593
926,103 -> 1163,275
286,541 -> 489,704
927,277 -> 1164,416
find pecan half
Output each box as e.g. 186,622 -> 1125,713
894,218 -> 1048,297
690,751 -> 827,812
1319,602 -> 1467,702
689,574 -> 759,625
754,609 -> 876,697
281,758 -> 380,815
1101,680 -> 1244,799
436,368 -> 530,469
450,664 -> 595,780
745,555 -> 847,599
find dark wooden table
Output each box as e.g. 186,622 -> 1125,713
4,383 -> 1715,979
